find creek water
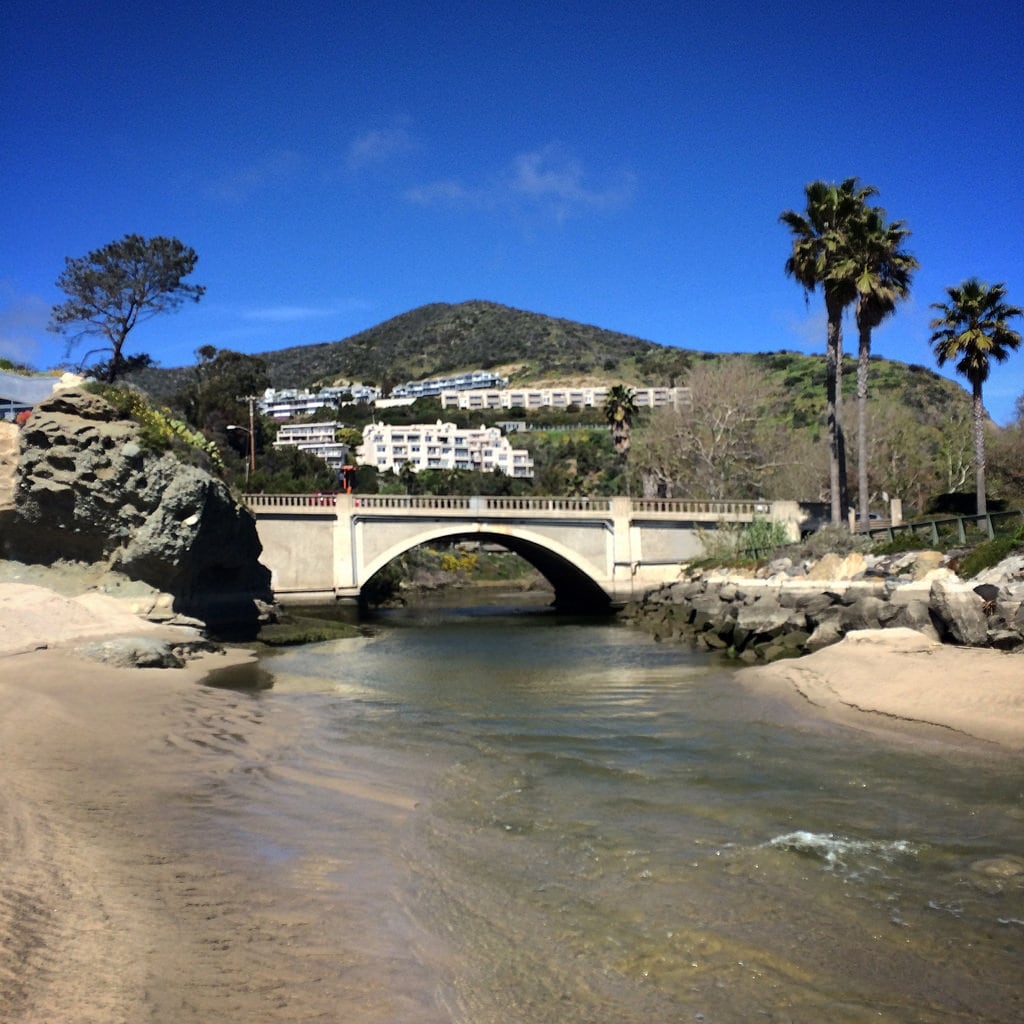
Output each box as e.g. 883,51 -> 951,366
198,601 -> 1024,1023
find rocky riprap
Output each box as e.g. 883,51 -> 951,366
623,550 -> 1024,662
0,387 -> 273,636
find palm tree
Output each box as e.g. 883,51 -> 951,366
929,279 -> 1022,515
603,384 -> 638,495
843,207 -> 918,525
781,177 -> 878,523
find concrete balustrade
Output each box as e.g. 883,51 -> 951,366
242,493 -> 815,609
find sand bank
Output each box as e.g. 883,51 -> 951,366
740,627 -> 1024,752
2,580 -> 1022,1021
0,580 -> 440,1022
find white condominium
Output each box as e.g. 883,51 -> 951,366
359,421 -> 534,477
439,385 -> 690,411
273,421 -> 350,469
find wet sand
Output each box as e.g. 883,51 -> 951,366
2,583 -> 1023,1022
0,584 -> 437,1023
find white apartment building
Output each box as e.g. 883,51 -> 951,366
438,385 -> 690,412
273,421 -> 350,470
359,421 -> 534,477
391,370 -> 509,399
258,384 -> 380,420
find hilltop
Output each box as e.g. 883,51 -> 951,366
128,299 -> 968,421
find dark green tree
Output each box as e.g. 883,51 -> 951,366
48,234 -> 205,382
780,178 -> 877,522
178,347 -> 270,431
929,279 -> 1022,515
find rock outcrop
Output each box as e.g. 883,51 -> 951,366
2,388 -> 272,636
624,554 -> 1024,662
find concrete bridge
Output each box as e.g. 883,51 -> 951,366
244,493 -> 814,610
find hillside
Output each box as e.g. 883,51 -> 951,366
128,300 -> 968,421
255,300 -> 693,389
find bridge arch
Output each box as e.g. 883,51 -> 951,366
359,523 -> 613,610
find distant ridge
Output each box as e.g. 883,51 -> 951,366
253,300 -> 687,389
127,300 -> 968,426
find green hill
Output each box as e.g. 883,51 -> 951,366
130,299 -> 967,421
254,299 -> 692,389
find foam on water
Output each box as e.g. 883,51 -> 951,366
767,830 -> 919,873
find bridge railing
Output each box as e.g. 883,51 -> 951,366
242,493 -> 781,518
481,496 -> 612,512
349,495 -> 473,510
631,498 -> 767,516
243,492 -> 338,509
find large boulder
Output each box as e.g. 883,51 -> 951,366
4,388 -> 272,636
928,578 -> 988,646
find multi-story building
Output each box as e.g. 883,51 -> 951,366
273,421 -> 350,470
258,384 -> 380,420
358,421 -> 534,477
438,385 -> 690,412
391,370 -> 508,400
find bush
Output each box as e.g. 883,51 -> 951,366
87,383 -> 223,470
798,525 -> 870,559
739,518 -> 790,557
872,532 -> 933,555
955,526 -> 1024,579
697,518 -> 789,563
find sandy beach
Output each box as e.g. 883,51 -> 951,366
1,579 -> 1022,1022
739,627 -> 1024,754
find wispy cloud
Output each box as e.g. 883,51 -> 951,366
781,308 -> 828,352
347,127 -> 417,171
241,300 -> 372,324
405,144 -> 635,222
0,281 -> 50,363
206,150 -> 305,203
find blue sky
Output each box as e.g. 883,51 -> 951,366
3,1 -> 1023,421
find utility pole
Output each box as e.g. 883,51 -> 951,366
237,394 -> 258,476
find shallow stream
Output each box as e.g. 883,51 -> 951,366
198,603 -> 1024,1023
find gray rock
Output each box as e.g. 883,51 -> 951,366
805,618 -> 844,652
78,636 -> 186,669
929,579 -> 989,646
5,388 -> 272,635
890,599 -> 939,638
839,596 -> 889,632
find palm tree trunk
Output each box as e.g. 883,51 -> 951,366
972,379 -> 987,517
825,300 -> 846,524
856,321 -> 871,525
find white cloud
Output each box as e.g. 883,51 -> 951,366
206,150 -> 305,204
511,145 -> 633,209
241,300 -> 372,324
781,307 -> 828,352
405,144 -> 635,222
403,179 -> 477,206
347,127 -> 416,171
0,281 -> 49,364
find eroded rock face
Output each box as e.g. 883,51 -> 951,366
4,388 -> 271,635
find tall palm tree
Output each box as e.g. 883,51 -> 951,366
781,177 -> 878,523
929,279 -> 1022,516
843,207 -> 918,525
603,384 -> 638,495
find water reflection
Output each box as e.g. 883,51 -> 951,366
217,602 -> 1024,1022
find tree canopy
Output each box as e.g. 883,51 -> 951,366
48,234 -> 205,382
